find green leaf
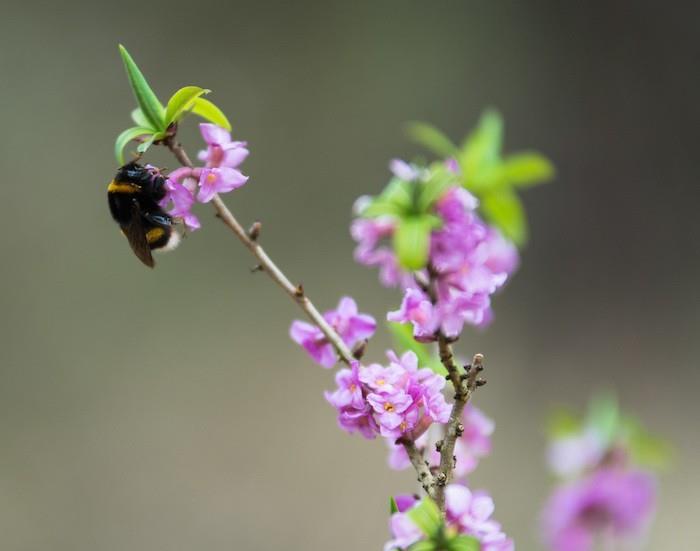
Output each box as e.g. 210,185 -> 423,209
449,535 -> 480,551
190,97 -> 232,131
388,322 -> 447,376
418,164 -> 455,211
480,190 -> 528,246
407,498 -> 442,538
164,86 -> 210,126
114,126 -> 154,164
409,542 -> 437,551
390,496 -> 399,515
407,121 -> 458,158
503,152 -> 555,187
393,216 -> 433,270
361,198 -> 405,218
136,134 -> 158,154
586,392 -> 619,448
460,109 -> 503,179
547,407 -> 582,439
130,108 -> 154,129
621,417 -> 674,471
118,45 -> 165,131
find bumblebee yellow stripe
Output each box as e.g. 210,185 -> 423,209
108,180 -> 140,193
146,227 -> 166,244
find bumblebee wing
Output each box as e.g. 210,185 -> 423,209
122,202 -> 155,268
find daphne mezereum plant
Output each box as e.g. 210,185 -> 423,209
111,45 -> 670,551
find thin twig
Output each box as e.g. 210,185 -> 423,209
164,137 -> 354,364
397,437 -> 436,497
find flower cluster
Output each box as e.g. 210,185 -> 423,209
323,349 -> 450,440
385,484 -> 514,551
160,123 -> 250,231
352,161 -> 519,340
540,397 -> 662,551
387,404 -> 494,478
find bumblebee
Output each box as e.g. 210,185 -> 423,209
107,162 -> 180,267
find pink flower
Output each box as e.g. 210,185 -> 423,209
197,167 -> 249,203
387,288 -> 438,342
290,297 -> 376,368
367,390 -> 414,434
446,484 -> 514,551
324,362 -> 365,410
197,123 -> 250,169
389,158 -> 420,181
160,168 -> 201,231
358,363 -> 404,394
384,512 -> 423,551
541,468 -> 656,551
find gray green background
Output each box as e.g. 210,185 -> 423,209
1,1 -> 698,549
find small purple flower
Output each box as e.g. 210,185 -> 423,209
389,158 -> 420,181
387,288 -> 438,341
337,403 -> 380,439
324,362 -> 365,410
446,484 -> 514,551
290,297 -> 376,368
160,168 -> 201,231
541,468 -> 656,551
198,123 -> 250,169
384,511 -> 423,551
358,363 -> 404,394
367,390 -> 414,432
197,167 -> 249,203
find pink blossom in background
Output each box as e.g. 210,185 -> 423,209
541,468 -> 656,551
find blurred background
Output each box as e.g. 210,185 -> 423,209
1,1 -> 698,549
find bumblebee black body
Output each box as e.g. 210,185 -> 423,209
108,162 -> 179,267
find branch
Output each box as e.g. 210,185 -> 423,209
164,137 -> 355,365
414,269 -> 485,511
433,353 -> 483,510
397,437 -> 436,498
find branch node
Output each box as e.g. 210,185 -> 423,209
250,264 -> 264,273
352,339 -> 368,360
435,440 -> 444,452
436,472 -> 447,486
295,284 -> 305,297
476,378 -> 487,387
247,221 -> 262,241
456,423 -> 465,437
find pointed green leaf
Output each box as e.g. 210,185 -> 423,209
164,86 -> 210,126
118,45 -> 165,131
481,190 -> 527,246
114,126 -> 154,164
394,216 -> 433,270
407,497 -> 442,538
361,199 -> 405,218
388,322 -> 447,376
460,109 -> 503,179
409,542 -> 437,551
503,152 -> 555,187
131,108 -> 154,129
390,496 -> 399,515
190,97 -> 231,131
448,535 -> 480,551
136,134 -> 158,154
418,164 -> 456,211
407,121 -> 458,158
